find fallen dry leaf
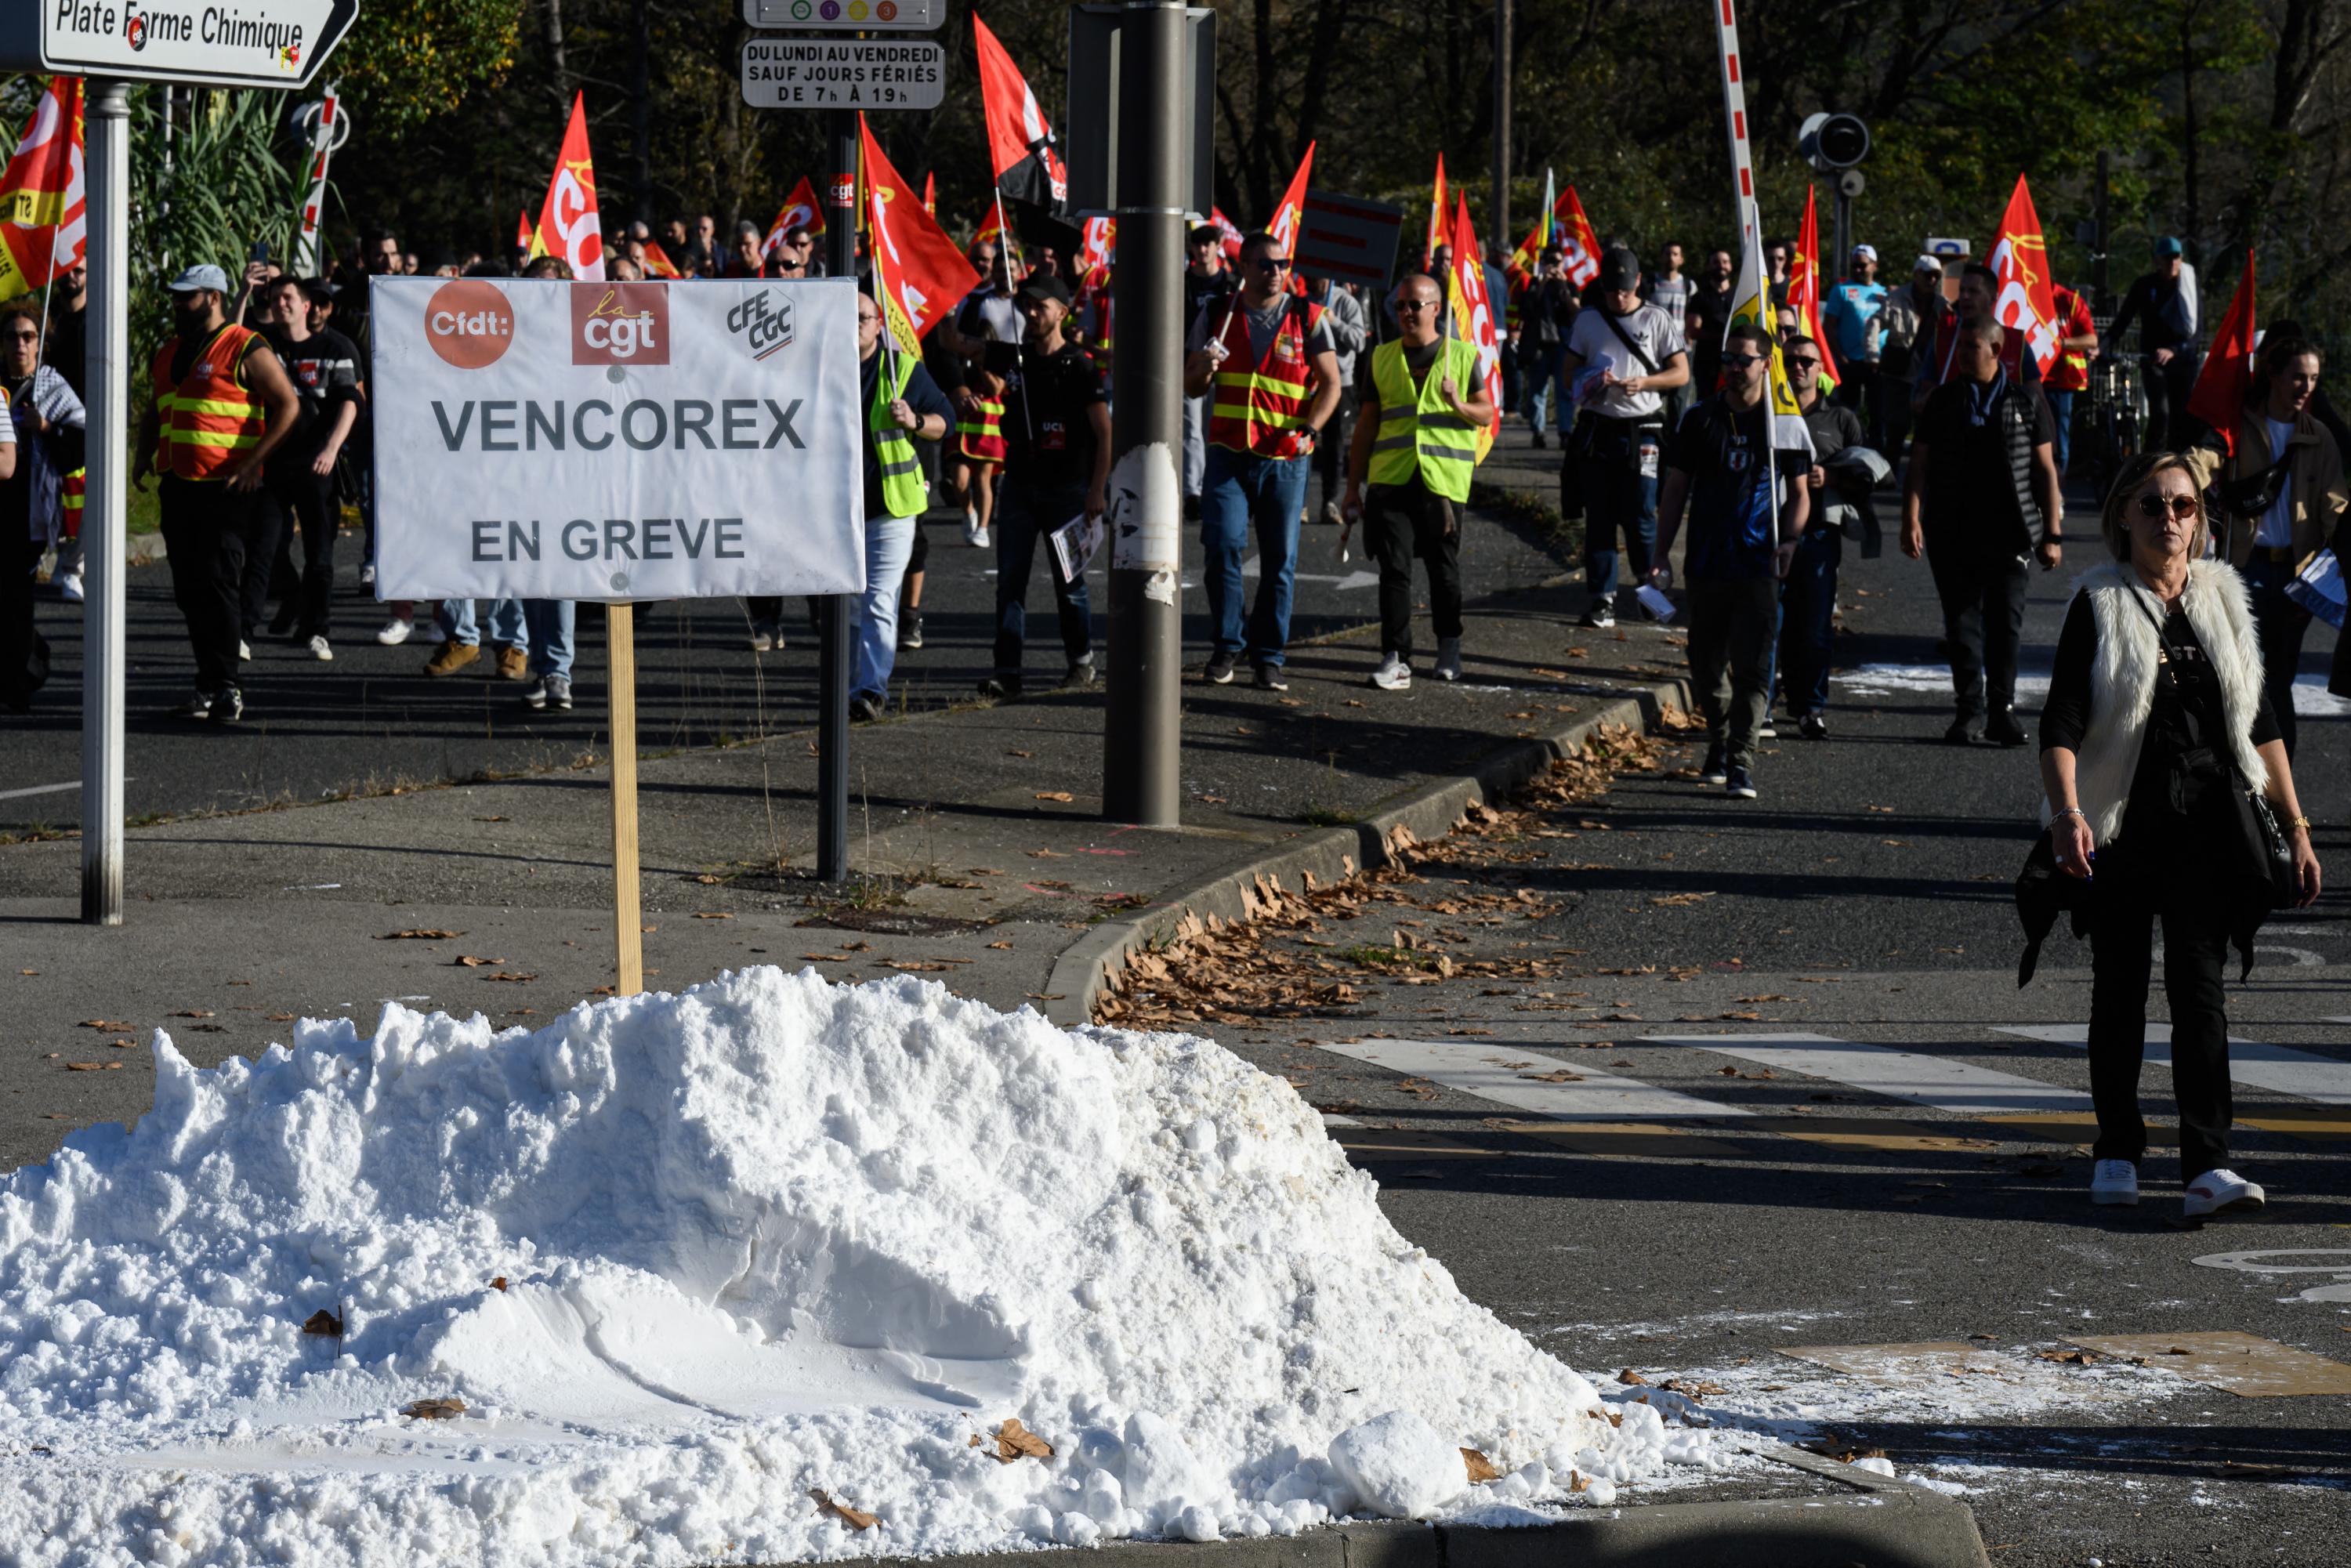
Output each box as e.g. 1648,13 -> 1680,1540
1568,1469 -> 1591,1492
78,1019 -> 133,1030
990,1417 -> 1054,1463
1461,1447 -> 1502,1483
1616,1369 -> 1650,1385
451,955 -> 502,968
379,929 -> 462,941
986,940 -> 1013,950
694,912 -> 734,920
810,1490 -> 877,1530
483,972 -> 537,983
491,1276 -> 508,1292
404,1397 -> 465,1420
167,1009 -> 215,1019
302,1309 -> 343,1338
1034,791 -> 1075,803
1027,847 -> 1066,858
802,953 -> 852,962
882,960 -> 953,972
695,874 -> 723,885
266,1012 -> 295,1022
1005,749 -> 1034,758
63,1062 -> 114,1072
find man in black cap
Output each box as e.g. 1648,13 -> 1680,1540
1560,245 -> 1690,627
978,272 -> 1110,700
2105,237 -> 2203,451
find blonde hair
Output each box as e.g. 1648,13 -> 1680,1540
2099,451 -> 2209,561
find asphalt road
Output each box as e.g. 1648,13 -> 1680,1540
1180,502 -> 2351,1566
2,482 -> 1564,835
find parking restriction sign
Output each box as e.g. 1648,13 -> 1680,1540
741,38 -> 946,109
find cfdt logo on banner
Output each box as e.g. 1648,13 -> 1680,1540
425,281 -> 516,370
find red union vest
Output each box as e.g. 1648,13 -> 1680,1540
1207,295 -> 1324,461
152,324 -> 266,481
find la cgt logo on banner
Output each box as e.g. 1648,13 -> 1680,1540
371,277 -> 863,603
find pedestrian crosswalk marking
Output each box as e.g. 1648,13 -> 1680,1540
1319,1037 -> 1753,1121
1993,1024 -> 2351,1106
1643,1032 -> 2095,1116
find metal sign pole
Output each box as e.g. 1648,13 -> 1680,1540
1100,2 -> 1183,827
817,106 -> 858,882
81,80 -> 129,926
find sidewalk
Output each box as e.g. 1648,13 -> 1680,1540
1,429 -> 1690,1168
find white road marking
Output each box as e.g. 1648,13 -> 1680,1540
0,778 -> 132,802
1643,1032 -> 2094,1115
1832,663 -> 2351,716
1319,1037 -> 1751,1121
1995,1024 -> 2351,1106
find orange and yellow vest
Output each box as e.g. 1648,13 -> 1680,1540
1207,295 -> 1324,461
957,393 -> 1006,463
60,468 -> 84,539
151,324 -> 265,480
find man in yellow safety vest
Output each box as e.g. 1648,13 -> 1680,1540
1342,272 -> 1494,690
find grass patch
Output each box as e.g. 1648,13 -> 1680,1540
1299,801 -> 1358,827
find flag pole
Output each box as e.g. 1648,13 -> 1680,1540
993,188 -> 1032,440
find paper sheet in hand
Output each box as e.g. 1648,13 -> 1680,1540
1051,512 -> 1105,586
2286,547 -> 2344,628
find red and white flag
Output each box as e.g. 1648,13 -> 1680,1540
1268,142 -> 1316,255
639,240 -> 682,279
860,114 -> 982,354
515,208 -> 533,251
1987,173 -> 2061,375
0,76 -> 85,301
1078,215 -> 1116,273
1208,205 -> 1244,263
763,175 -> 826,256
1790,185 -> 1839,389
973,10 -> 1067,210
529,92 -> 604,281
2186,252 -> 2256,458
1444,193 -> 1501,462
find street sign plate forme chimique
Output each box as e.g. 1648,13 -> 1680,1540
11,0 -> 360,89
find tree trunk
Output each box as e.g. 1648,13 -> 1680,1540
631,0 -> 653,223
543,0 -> 570,104
2179,5 -> 2201,245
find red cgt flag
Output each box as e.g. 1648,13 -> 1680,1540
2186,252 -> 2256,457
860,114 -> 981,354
764,175 -> 826,257
1791,185 -> 1840,389
531,92 -> 604,281
1508,183 -> 1601,290
1425,152 -> 1447,270
1268,141 -> 1316,256
640,240 -> 682,279
1987,172 -> 2060,375
515,208 -> 532,251
0,75 -> 85,302
922,171 -> 936,216
1208,205 -> 1243,263
1444,193 -> 1502,462
973,10 -> 1067,209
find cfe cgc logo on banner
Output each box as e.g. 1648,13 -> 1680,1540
371,277 -> 863,604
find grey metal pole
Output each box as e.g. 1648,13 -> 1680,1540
1491,0 -> 1512,250
817,107 -> 857,880
1833,190 -> 1851,298
82,81 -> 130,926
1101,1 -> 1185,827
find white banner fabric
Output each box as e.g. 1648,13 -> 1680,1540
370,277 -> 864,603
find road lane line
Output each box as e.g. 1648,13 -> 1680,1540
1318,1037 -> 1753,1120
1644,1032 -> 2095,1115
1995,1024 -> 2351,1106
0,779 -> 133,802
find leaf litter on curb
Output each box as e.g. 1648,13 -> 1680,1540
1093,727 -> 1662,1032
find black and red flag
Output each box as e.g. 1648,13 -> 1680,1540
973,11 -> 1068,213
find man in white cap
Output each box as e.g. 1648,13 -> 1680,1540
1821,244 -> 1886,430
1874,254 -> 1951,461
133,263 -> 302,723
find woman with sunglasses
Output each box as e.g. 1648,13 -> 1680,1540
2038,451 -> 2320,1217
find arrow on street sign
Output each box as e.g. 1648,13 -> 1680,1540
3,0 -> 360,90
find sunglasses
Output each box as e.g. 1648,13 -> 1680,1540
2135,492 -> 2200,520
1395,299 -> 1436,313
1252,255 -> 1292,273
1786,357 -> 1821,371
1720,351 -> 1764,369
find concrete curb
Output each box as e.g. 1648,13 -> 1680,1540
752,1446 -> 1989,1568
1042,675 -> 1694,1030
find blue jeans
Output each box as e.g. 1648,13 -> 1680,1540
1776,525 -> 1841,715
441,597 -> 527,649
523,600 -> 574,681
992,480 -> 1092,675
1522,342 -> 1570,434
853,513 -> 916,700
2045,388 -> 2075,474
1201,444 -> 1311,665
1577,419 -> 1660,607
2242,556 -> 2313,757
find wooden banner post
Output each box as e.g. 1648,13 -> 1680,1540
608,603 -> 643,995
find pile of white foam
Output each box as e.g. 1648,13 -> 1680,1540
0,966 -> 1711,1565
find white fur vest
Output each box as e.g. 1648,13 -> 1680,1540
2042,559 -> 2269,846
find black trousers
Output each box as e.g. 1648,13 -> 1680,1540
1924,545 -> 2029,718
242,459 -> 338,639
2140,349 -> 2203,452
2088,864 -> 2234,1181
2,535 -> 44,712
1364,476 -> 1462,660
160,474 -> 260,693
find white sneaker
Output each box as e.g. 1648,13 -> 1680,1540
2090,1159 -> 2139,1206
1433,638 -> 1463,682
2183,1168 -> 2265,1219
964,508 -> 985,547
306,635 -> 333,662
972,523 -> 991,550
1371,654 -> 1411,691
376,617 -> 413,646
59,570 -> 84,603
